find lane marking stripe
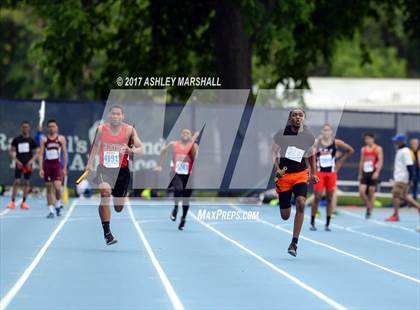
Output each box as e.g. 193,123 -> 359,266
0,200 -> 77,310
0,209 -> 11,217
127,204 -> 184,310
309,215 -> 420,251
340,209 -> 416,233
191,211 -> 347,310
231,205 -> 420,285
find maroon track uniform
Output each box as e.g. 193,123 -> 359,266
43,136 -> 62,182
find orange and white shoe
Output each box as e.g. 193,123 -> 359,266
7,201 -> 15,209
21,202 -> 30,210
385,214 -> 400,222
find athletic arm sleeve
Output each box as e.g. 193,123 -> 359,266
404,149 -> 414,181
407,165 -> 414,181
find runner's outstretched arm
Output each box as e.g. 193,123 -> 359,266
155,141 -> 175,171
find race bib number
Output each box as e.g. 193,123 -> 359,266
175,161 -> 189,175
363,161 -> 374,173
285,146 -> 305,163
103,151 -> 120,168
18,142 -> 30,153
46,149 -> 59,160
319,154 -> 333,168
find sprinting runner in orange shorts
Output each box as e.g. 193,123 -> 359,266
272,108 -> 319,257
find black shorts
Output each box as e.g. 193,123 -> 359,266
360,172 -> 377,187
94,165 -> 130,198
14,168 -> 32,180
171,173 -> 192,198
278,183 -> 307,209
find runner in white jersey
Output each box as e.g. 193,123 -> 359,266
385,134 -> 420,225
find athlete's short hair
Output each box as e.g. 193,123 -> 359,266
21,120 -> 30,126
363,132 -> 375,139
286,108 -> 307,132
109,105 -> 124,113
288,108 -> 305,119
47,119 -> 57,125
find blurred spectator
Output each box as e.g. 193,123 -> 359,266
409,138 -> 420,200
76,179 -> 92,198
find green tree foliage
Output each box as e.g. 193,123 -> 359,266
0,0 -> 419,101
331,36 -> 406,78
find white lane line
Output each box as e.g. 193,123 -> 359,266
310,217 -> 420,251
190,212 -> 347,310
0,209 -> 11,217
340,209 -> 417,233
0,200 -> 77,310
231,205 -> 420,285
127,203 -> 184,310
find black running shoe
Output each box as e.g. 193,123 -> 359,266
55,207 -> 62,217
287,242 -> 297,257
178,218 -> 186,231
46,212 -> 54,219
310,223 -> 317,231
170,207 -> 178,222
325,225 -> 331,232
365,212 -> 371,219
105,232 -> 118,245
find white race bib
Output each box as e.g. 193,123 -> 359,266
18,142 -> 30,153
103,151 -> 120,168
285,146 -> 305,163
175,161 -> 189,175
363,161 -> 374,173
46,149 -> 59,160
319,154 -> 333,168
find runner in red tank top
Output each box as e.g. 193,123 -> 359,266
155,129 -> 199,231
86,105 -> 143,245
39,119 -> 67,218
358,132 -> 384,219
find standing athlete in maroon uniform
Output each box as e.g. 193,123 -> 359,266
87,105 -> 143,245
155,129 -> 199,230
39,119 -> 67,218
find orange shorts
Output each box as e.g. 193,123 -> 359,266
276,169 -> 309,193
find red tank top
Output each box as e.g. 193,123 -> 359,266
172,141 -> 193,175
44,135 -> 62,165
99,123 -> 130,168
362,144 -> 379,173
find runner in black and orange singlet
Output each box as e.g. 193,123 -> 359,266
272,108 -> 319,257
311,124 -> 354,231
155,129 -> 199,231
86,105 -> 143,245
